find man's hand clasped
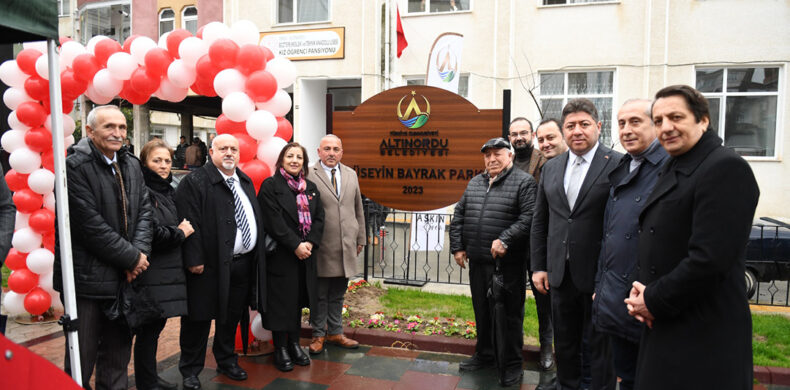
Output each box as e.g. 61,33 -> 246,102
126,252 -> 150,282
625,281 -> 655,328
532,271 -> 550,295
453,250 -> 468,269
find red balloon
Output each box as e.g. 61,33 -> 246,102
59,36 -> 73,45
240,159 -> 271,193
122,35 -> 140,53
274,117 -> 294,141
29,209 -> 56,235
195,54 -> 220,79
260,46 -> 275,62
208,39 -> 239,70
8,269 -> 39,294
121,80 -> 149,105
42,231 -> 55,252
24,75 -> 50,102
13,189 -> 44,214
5,169 -> 30,192
24,287 -> 52,316
166,29 -> 193,58
94,39 -> 122,65
16,101 -> 48,128
130,67 -> 160,95
233,133 -> 257,163
72,53 -> 101,83
16,49 -> 43,76
196,26 -> 205,39
24,126 -> 53,153
191,78 -> 217,97
5,249 -> 28,271
60,69 -> 88,100
236,45 -> 266,75
61,98 -> 75,114
215,114 -> 246,135
41,150 -> 54,171
144,48 -> 172,78
245,70 -> 277,103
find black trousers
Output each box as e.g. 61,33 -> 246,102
528,270 -> 554,348
178,255 -> 251,377
133,318 -> 167,390
551,266 -> 615,390
468,259 -> 526,371
64,297 -> 132,390
609,335 -> 639,390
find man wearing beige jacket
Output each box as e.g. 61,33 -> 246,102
308,135 -> 367,354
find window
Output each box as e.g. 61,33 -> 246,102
697,67 -> 780,157
405,74 -> 469,98
81,3 -> 131,44
542,0 -> 614,5
328,87 -> 361,111
539,70 -> 615,146
277,0 -> 329,24
159,9 -> 175,37
182,6 -> 198,35
407,0 -> 470,14
58,0 -> 69,17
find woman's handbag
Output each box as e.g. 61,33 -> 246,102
263,232 -> 278,255
104,280 -> 163,331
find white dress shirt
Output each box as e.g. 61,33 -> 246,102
220,170 -> 258,255
320,161 -> 341,196
563,141 -> 600,193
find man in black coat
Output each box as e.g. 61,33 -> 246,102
175,134 -> 268,389
531,99 -> 621,390
450,138 -> 537,387
625,85 -> 759,390
0,175 -> 16,334
55,105 -> 153,389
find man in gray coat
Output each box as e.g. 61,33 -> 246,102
308,135 -> 366,354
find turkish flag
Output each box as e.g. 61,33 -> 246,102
396,7 -> 408,58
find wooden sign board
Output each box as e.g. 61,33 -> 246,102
333,86 -> 501,211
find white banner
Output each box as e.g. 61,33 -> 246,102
425,32 -> 464,93
409,210 -> 446,252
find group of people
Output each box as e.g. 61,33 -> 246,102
53,104 -> 366,390
173,135 -> 210,170
450,85 -> 759,389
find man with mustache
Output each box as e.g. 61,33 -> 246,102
175,134 -> 268,389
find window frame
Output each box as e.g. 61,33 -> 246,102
403,0 -> 473,16
58,0 -> 70,17
695,65 -> 783,161
158,8 -> 175,37
538,0 -> 620,7
181,6 -> 198,34
275,0 -> 332,26
79,1 -> 132,44
538,69 -> 617,147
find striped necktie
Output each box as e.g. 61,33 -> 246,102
226,177 -> 252,250
331,168 -> 338,197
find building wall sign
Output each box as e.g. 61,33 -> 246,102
333,86 -> 501,211
260,27 -> 344,61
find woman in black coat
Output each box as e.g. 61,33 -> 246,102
135,139 -> 194,390
258,142 -> 324,372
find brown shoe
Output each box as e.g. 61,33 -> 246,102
325,334 -> 359,349
309,336 -> 325,355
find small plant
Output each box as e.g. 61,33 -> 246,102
347,279 -> 370,293
342,305 -> 350,318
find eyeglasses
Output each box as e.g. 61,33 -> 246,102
508,131 -> 530,138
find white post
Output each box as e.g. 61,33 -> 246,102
384,0 -> 391,90
47,39 -> 82,386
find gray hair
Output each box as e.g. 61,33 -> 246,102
86,105 -> 122,129
212,133 -> 238,148
621,98 -> 653,122
320,134 -> 342,144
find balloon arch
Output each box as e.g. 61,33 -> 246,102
0,20 -> 296,317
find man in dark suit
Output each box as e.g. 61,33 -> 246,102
175,134 -> 268,389
625,85 -> 759,390
531,98 -> 621,390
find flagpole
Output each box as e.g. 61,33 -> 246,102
384,0 -> 391,90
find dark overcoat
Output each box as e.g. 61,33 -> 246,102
257,172 -> 324,332
635,131 -> 759,390
174,162 -> 268,322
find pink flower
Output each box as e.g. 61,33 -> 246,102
394,320 -> 400,324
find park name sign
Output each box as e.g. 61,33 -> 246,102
333,85 -> 501,211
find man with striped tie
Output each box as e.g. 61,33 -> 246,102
175,134 -> 268,390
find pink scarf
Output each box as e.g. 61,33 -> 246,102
280,168 -> 312,238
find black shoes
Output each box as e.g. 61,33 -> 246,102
288,342 -> 311,366
216,363 -> 248,381
156,376 -> 178,390
274,346 -> 294,372
499,368 -> 523,387
459,354 -> 495,372
182,375 -> 201,390
538,344 -> 555,371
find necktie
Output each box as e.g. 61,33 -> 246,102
330,168 -> 338,197
566,155 -> 584,211
111,162 -> 128,238
226,177 -> 252,250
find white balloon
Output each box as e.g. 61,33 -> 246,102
3,291 -> 27,316
157,78 -> 189,103
92,69 -> 123,97
130,36 -> 157,65
246,110 -> 278,141
9,148 -> 42,174
15,211 -> 30,230
35,54 -> 49,80
230,20 -> 260,47
38,270 -> 54,291
255,89 -> 292,117
26,248 -> 55,275
257,136 -> 288,169
59,41 -> 87,68
250,312 -> 272,341
0,60 -> 29,88
86,35 -> 110,54
222,92 -> 255,122
8,110 -> 31,131
44,192 -> 56,211
12,227 -> 43,253
28,169 -> 55,195
213,68 -> 245,98
167,59 -> 196,88
85,83 -> 114,104
158,31 -> 171,49
178,37 -> 208,68
265,57 -> 296,89
202,22 -> 232,46
1,129 -> 27,153
65,134 -> 75,148
3,87 -> 32,110
44,113 -> 76,136
22,41 -> 48,53
106,52 -> 137,80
